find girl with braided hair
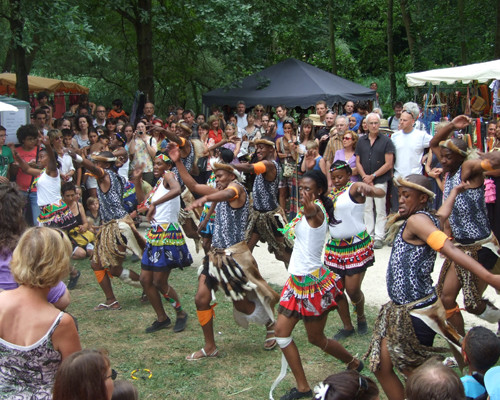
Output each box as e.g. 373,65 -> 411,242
325,160 -> 385,340
271,170 -> 363,400
138,152 -> 192,333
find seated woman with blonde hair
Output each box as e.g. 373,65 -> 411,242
0,227 -> 81,399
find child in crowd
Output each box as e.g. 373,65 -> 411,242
461,326 -> 500,400
108,98 -> 127,120
300,141 -> 327,175
86,196 -> 101,231
111,380 -> 139,400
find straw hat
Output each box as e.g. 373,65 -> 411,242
308,114 -> 324,126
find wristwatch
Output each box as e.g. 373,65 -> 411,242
372,173 -> 377,178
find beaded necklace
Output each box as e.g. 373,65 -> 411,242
278,199 -> 325,241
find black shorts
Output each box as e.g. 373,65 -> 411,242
411,316 -> 436,347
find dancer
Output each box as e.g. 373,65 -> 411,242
233,137 -> 293,267
151,122 -> 201,250
138,152 -> 192,333
168,144 -> 280,360
429,115 -> 500,335
11,137 -> 76,229
197,147 -> 234,255
12,137 -> 81,288
326,160 -> 385,340
365,174 -> 500,400
271,170 -> 363,400
69,151 -> 143,310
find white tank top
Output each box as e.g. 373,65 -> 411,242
37,171 -> 62,206
288,202 -> 328,276
328,189 -> 366,239
151,177 -> 180,224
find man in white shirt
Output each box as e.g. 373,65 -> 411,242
390,110 -> 432,210
236,100 -> 247,130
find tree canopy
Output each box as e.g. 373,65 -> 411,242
1,0 -> 499,113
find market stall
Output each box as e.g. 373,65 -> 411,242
0,73 -> 89,119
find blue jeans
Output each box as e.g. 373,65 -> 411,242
21,191 -> 40,226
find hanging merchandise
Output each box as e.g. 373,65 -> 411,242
475,118 -> 482,151
490,80 -> 500,115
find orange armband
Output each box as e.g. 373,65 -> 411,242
253,161 -> 267,175
426,230 -> 449,251
481,159 -> 494,171
227,186 -> 239,201
178,137 -> 187,147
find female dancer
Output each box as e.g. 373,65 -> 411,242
11,137 -> 77,229
138,152 -> 192,333
272,170 -> 363,400
325,161 -> 385,340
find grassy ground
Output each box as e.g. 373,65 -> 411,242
69,255 -> 450,400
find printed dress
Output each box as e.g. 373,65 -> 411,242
0,312 -> 64,399
141,175 -> 193,271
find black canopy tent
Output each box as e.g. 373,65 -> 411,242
202,58 -> 375,108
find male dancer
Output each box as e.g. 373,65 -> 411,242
168,144 -> 280,360
234,137 -> 292,267
71,151 -> 143,310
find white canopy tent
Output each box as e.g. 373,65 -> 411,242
406,60 -> 500,87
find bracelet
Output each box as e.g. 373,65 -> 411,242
481,159 -> 494,172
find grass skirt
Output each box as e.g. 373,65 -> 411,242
324,230 -> 374,277
141,223 -> 193,270
38,200 -> 77,229
277,267 -> 342,321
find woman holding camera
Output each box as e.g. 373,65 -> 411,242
130,121 -> 157,186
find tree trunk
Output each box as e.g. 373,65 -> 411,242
328,0 -> 337,74
9,0 -> 29,101
2,47 -> 13,73
400,0 -> 420,71
495,0 -> 500,59
458,0 -> 467,64
135,0 -> 154,103
387,0 -> 396,102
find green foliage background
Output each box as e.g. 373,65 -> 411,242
1,0 -> 498,114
